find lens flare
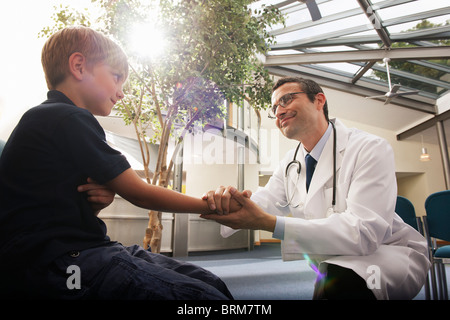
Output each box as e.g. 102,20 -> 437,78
303,253 -> 325,280
129,22 -> 167,59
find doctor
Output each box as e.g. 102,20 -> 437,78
201,77 -> 430,300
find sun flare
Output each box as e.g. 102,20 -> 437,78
129,22 -> 167,59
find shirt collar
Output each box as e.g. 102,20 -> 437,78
302,122 -> 332,161
45,90 -> 77,106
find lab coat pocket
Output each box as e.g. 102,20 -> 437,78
323,181 -> 347,216
323,186 -> 335,217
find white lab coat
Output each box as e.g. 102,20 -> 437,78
222,119 -> 430,299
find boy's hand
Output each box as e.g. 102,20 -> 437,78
78,177 -> 115,215
200,187 -> 276,232
201,186 -> 252,215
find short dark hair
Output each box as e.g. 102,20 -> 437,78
272,77 -> 329,121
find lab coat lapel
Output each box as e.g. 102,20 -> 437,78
305,119 -> 348,214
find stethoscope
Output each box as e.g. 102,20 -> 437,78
277,121 -> 337,209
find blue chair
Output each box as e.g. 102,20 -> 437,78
395,196 -> 421,231
395,196 -> 430,299
424,190 -> 450,300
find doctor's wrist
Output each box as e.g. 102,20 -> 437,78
261,213 -> 276,233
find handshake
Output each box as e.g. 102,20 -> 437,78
201,186 -> 252,215
78,178 -> 276,232
200,186 -> 276,232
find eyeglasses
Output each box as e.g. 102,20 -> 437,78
268,91 -> 306,119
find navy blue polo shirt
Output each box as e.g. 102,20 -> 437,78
0,90 -> 131,269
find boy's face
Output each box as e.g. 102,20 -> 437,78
80,61 -> 126,116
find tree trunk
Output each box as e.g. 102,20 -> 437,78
144,210 -> 163,253
144,165 -> 169,252
143,121 -> 171,253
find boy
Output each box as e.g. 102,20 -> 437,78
0,26 -> 232,300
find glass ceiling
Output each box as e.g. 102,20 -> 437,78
252,0 -> 450,114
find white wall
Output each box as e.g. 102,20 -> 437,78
339,118 -> 444,216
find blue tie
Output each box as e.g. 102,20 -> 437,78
305,154 -> 317,192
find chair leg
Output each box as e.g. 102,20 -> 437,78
425,272 -> 431,300
423,220 -> 440,299
434,259 -> 449,300
430,260 -> 439,299
437,261 -> 444,300
443,265 -> 449,300
436,260 -> 448,300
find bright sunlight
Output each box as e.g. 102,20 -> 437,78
129,21 -> 168,60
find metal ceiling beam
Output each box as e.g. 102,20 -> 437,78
351,43 -> 450,73
278,0 -> 331,14
271,24 -> 374,50
409,60 -> 450,73
269,7 -> 362,37
357,0 -> 391,47
397,109 -> 450,141
264,0 -> 331,18
352,61 -> 376,84
294,45 -> 450,87
264,46 -> 450,65
269,0 -> 429,37
382,7 -> 450,28
266,66 -> 436,113
271,25 -> 450,49
347,61 -> 450,91
263,0 -> 448,118
295,63 -> 439,100
372,0 -> 417,10
270,0 -> 298,9
366,62 -> 450,90
271,0 -> 427,49
393,25 -> 450,42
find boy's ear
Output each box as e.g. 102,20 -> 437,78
68,52 -> 87,81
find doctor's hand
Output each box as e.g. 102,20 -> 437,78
78,177 -> 116,215
202,185 -> 252,215
200,187 -> 276,232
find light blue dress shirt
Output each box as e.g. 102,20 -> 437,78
272,123 -> 332,240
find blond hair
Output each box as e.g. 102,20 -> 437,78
41,26 -> 129,89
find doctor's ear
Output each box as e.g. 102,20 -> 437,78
314,92 -> 326,110
68,52 -> 87,81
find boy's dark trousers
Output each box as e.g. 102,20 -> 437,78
1,243 -> 233,300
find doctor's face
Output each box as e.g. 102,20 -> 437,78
271,82 -> 325,141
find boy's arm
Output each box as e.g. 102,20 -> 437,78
105,168 -> 215,214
